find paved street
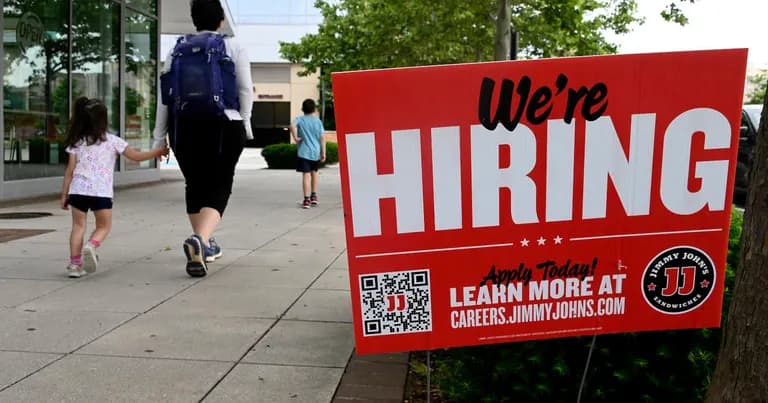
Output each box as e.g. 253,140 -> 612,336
0,152 -> 353,402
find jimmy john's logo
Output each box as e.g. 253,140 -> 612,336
642,246 -> 715,314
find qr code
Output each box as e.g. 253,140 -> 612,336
359,269 -> 432,337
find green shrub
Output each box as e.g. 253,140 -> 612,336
325,141 -> 339,164
261,141 -> 339,169
261,143 -> 297,169
429,208 -> 744,403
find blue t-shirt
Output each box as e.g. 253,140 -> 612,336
294,115 -> 325,161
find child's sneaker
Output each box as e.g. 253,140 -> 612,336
82,244 -> 99,274
205,238 -> 223,263
302,199 -> 311,209
67,263 -> 85,278
183,234 -> 208,277
310,194 -> 318,206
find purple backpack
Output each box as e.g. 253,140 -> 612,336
160,33 -> 239,121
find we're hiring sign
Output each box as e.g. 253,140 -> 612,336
332,49 -> 747,354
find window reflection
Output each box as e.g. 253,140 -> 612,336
3,0 -> 70,180
2,0 -> 158,180
124,11 -> 157,170
71,1 -> 121,134
127,0 -> 157,16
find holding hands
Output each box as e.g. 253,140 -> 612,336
154,144 -> 170,160
122,143 -> 170,163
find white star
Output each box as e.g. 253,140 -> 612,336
520,238 -> 530,247
553,235 -> 563,245
537,237 -> 546,246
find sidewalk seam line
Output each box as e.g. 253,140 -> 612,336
0,260 -> 231,395
198,241 -> 345,402
0,312 -> 140,394
71,352 -> 237,364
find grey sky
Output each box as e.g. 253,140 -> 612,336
227,0 -> 321,25
603,0 -> 765,68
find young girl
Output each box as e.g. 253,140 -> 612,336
60,97 -> 168,278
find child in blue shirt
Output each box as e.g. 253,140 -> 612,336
290,99 -> 326,209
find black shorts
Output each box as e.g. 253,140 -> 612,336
68,194 -> 113,212
296,157 -> 320,173
170,117 -> 246,216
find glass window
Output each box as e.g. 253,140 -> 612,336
3,0 -> 70,180
124,11 -> 157,170
71,1 -> 121,135
126,0 -> 157,17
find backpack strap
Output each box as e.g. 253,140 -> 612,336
205,34 -> 227,154
169,33 -> 212,147
172,46 -> 183,148
171,57 -> 181,148
206,34 -> 227,111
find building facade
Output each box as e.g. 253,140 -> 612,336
228,0 -> 322,140
0,0 -> 237,201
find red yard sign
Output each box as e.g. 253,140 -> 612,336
331,49 -> 748,355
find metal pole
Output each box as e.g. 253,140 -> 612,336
0,1 -> 4,186
320,69 -> 326,122
510,30 -> 519,60
426,351 -> 431,403
119,0 -> 126,172
68,0 -> 73,116
577,335 -> 598,403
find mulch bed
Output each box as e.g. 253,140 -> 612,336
404,351 -> 444,403
0,229 -> 54,243
333,351 -> 411,403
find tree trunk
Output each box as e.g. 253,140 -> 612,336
706,90 -> 768,401
494,0 -> 511,61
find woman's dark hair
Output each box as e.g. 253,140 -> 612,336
191,0 -> 225,32
65,97 -> 108,148
302,99 -> 317,114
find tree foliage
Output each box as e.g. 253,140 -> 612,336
280,0 -> 698,128
281,0 -> 645,75
746,72 -> 767,105
661,0 -> 696,25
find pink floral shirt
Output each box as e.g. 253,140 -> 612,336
66,134 -> 128,198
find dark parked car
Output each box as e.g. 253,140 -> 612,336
735,104 -> 763,205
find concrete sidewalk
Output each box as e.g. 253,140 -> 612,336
0,161 -> 353,402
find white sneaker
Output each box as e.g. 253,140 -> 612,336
67,263 -> 85,278
82,244 -> 99,274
